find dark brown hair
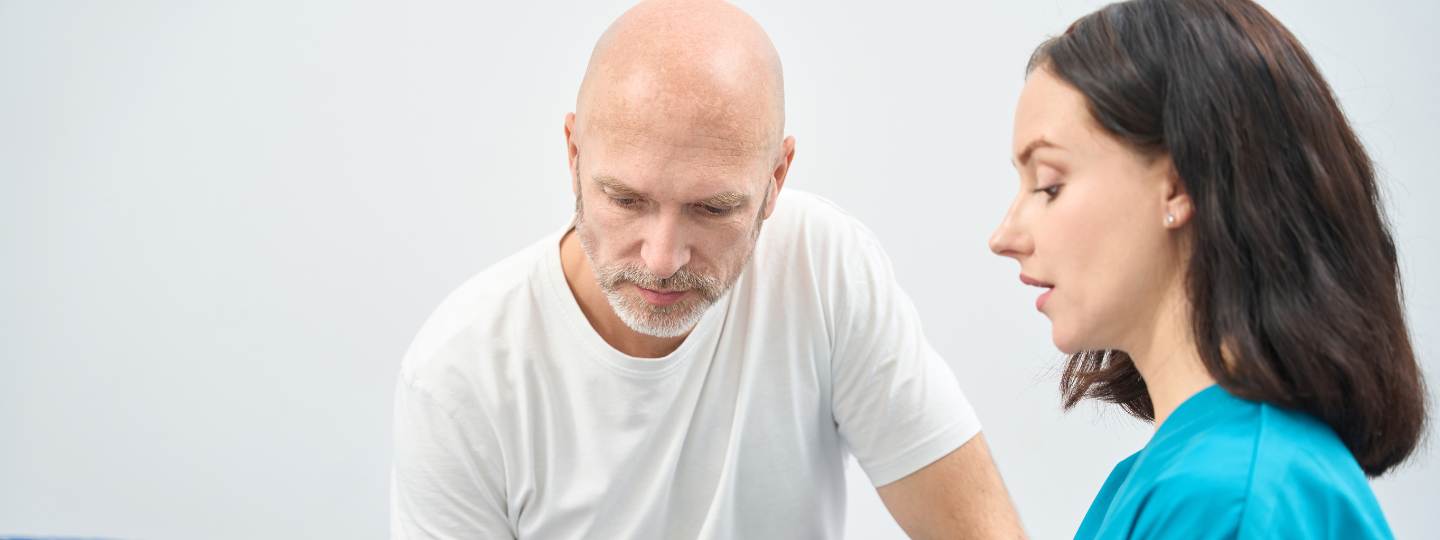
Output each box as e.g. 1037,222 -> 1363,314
1030,0 -> 1426,476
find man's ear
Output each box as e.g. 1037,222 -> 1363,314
763,135 -> 796,220
565,112 -> 580,196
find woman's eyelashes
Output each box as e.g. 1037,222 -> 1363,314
1034,183 -> 1063,202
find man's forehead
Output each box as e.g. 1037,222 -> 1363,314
582,95 -> 774,155
581,117 -> 774,180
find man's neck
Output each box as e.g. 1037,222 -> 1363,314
558,229 -> 689,358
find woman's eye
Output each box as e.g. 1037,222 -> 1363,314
611,197 -> 639,208
1034,184 -> 1063,201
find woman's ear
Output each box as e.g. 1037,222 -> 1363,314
1158,157 -> 1193,229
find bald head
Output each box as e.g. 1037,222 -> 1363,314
574,0 -> 786,155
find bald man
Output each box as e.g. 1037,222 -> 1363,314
390,1 -> 1022,538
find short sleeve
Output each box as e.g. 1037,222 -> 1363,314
828,229 -> 980,487
1237,460 -> 1394,539
390,378 -> 513,539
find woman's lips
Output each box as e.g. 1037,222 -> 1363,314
1019,274 -> 1055,312
637,286 -> 687,306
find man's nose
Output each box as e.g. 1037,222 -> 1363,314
640,213 -> 691,279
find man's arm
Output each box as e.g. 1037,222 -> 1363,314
391,378 -> 513,539
877,433 -> 1025,539
820,221 -> 1024,538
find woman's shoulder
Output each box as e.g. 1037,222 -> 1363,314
1239,403 -> 1392,537
1140,398 -> 1391,537
1147,395 -> 1372,497
1253,402 -> 1361,472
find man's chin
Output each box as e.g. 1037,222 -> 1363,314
623,317 -> 699,339
612,296 -> 713,338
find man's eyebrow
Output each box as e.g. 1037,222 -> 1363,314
595,175 -> 750,208
698,191 -> 749,208
1014,137 -> 1062,167
594,176 -> 644,198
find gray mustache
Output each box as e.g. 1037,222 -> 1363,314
598,265 -> 725,301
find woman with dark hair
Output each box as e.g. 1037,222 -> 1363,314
990,0 -> 1427,537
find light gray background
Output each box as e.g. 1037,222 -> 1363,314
3,1 -> 1436,538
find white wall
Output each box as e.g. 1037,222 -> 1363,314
2,1 -> 1436,538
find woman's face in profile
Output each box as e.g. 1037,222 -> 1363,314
990,67 -> 1184,354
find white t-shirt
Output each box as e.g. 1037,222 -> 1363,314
391,190 -> 980,539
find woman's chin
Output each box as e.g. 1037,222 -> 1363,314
1050,326 -> 1084,355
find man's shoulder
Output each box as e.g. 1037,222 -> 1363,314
760,189 -> 888,264
398,231 -> 559,390
744,190 -> 905,334
768,189 -> 871,235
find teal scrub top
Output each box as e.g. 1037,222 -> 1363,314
1075,385 -> 1393,539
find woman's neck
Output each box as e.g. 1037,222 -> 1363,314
1124,286 -> 1217,429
